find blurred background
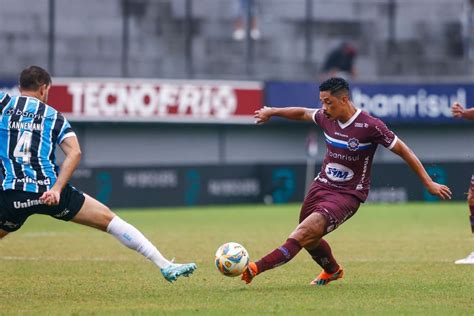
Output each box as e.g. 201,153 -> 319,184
0,0 -> 473,207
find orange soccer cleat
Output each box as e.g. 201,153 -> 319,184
241,262 -> 258,284
310,267 -> 344,286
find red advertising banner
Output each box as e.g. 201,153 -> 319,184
48,78 -> 263,123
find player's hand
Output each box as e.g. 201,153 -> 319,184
40,189 -> 61,206
451,102 -> 465,119
426,181 -> 452,200
254,106 -> 273,124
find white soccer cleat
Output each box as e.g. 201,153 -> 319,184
160,262 -> 197,282
454,252 -> 474,264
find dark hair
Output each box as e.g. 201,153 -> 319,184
19,66 -> 52,91
319,77 -> 350,97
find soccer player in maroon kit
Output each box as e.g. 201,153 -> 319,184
242,78 -> 452,285
452,102 -> 474,264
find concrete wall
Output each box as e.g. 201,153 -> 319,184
0,0 -> 469,81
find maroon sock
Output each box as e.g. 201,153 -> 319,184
306,238 -> 339,273
255,238 -> 302,273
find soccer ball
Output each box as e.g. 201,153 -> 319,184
215,242 -> 250,277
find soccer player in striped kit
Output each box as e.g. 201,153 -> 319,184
242,77 -> 452,285
452,102 -> 474,264
0,66 -> 196,282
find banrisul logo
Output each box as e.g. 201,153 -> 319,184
325,163 -> 354,182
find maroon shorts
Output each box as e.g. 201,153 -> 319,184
299,181 -> 361,235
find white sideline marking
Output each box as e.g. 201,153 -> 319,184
0,256 -> 130,262
329,258 -> 456,263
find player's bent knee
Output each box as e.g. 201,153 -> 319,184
72,195 -> 117,231
291,227 -> 321,247
290,217 -> 326,247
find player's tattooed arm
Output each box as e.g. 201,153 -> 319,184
254,106 -> 315,124
452,102 -> 474,121
390,139 -> 452,200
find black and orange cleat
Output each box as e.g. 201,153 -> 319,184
310,267 -> 344,286
241,262 -> 258,284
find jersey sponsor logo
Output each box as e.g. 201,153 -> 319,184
328,150 -> 360,162
315,175 -> 328,183
8,121 -> 44,131
356,156 -> 370,190
354,122 -> 368,128
13,199 -> 45,209
325,163 -> 354,182
4,108 -> 44,120
375,126 -> 393,145
13,177 -> 51,186
334,131 -> 348,138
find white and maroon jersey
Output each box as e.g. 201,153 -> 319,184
313,108 -> 398,202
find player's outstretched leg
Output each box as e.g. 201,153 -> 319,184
241,238 -> 302,284
106,216 -> 197,282
241,212 -> 326,284
72,194 -> 197,282
306,238 -> 344,286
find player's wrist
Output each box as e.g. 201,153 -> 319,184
265,106 -> 274,114
51,183 -> 63,193
421,177 -> 433,187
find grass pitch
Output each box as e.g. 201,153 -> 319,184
1,202 -> 473,315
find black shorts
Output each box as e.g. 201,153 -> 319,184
0,184 -> 85,232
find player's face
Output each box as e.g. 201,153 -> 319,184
319,91 -> 347,121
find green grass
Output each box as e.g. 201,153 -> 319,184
1,202 -> 473,315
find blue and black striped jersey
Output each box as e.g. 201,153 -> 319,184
0,91 -> 76,193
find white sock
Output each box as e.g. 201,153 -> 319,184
106,216 -> 172,269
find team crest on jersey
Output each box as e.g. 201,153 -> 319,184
347,138 -> 360,151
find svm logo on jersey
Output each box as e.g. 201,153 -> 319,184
325,163 -> 354,182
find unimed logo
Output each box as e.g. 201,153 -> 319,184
13,199 -> 45,209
